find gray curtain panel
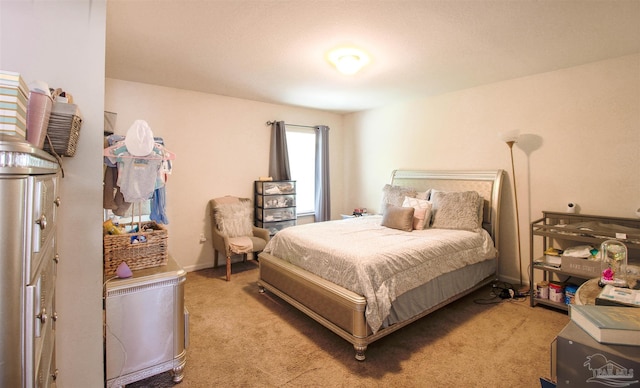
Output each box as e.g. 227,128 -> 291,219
268,120 -> 291,181
314,125 -> 331,222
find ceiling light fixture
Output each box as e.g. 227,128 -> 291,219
328,48 -> 370,75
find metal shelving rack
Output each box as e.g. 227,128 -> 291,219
529,211 -> 640,310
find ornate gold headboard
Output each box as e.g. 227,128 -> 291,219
390,169 -> 505,247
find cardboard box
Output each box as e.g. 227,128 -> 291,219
556,322 -> 640,387
561,256 -> 601,278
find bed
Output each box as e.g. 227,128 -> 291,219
257,169 -> 505,360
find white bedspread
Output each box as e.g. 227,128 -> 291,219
263,215 -> 497,333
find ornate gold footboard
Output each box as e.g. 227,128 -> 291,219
258,169 -> 505,360
258,251 -> 370,359
258,251 -> 496,360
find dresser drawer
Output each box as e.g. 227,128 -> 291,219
256,220 -> 296,236
256,207 -> 296,222
256,194 -> 296,209
255,180 -> 295,195
31,175 -> 59,254
25,239 -> 57,388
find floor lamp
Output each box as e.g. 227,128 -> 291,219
500,130 -> 523,288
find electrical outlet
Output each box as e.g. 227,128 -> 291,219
199,233 -> 207,243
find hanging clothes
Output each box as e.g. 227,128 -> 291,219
103,166 -> 132,216
150,187 -> 169,224
117,155 -> 163,202
148,137 -> 169,224
103,131 -> 173,223
103,134 -> 131,215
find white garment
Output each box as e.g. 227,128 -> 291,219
117,156 -> 163,202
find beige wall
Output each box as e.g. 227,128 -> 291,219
344,54 -> 640,286
1,1 -> 106,386
106,55 -> 640,285
105,79 -> 345,271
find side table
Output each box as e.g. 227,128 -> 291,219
105,256 -> 189,387
555,321 -> 640,386
340,213 -> 376,219
574,278 -> 601,306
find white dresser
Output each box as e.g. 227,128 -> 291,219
104,256 -> 188,387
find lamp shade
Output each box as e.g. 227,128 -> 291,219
499,130 -> 520,143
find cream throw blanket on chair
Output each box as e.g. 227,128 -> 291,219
213,198 -> 254,254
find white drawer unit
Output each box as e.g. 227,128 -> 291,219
105,256 -> 188,388
0,140 -> 60,387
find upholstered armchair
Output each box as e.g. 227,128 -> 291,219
210,196 -> 270,281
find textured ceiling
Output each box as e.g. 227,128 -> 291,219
106,0 -> 640,114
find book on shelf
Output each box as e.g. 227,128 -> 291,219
0,93 -> 28,107
569,304 -> 640,346
0,107 -> 26,118
0,115 -> 26,126
0,121 -> 26,131
0,70 -> 28,95
0,86 -> 26,97
0,70 -> 21,80
0,101 -> 27,114
0,124 -> 26,137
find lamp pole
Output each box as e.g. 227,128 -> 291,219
506,140 -> 523,287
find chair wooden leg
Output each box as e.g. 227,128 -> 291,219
226,256 -> 231,281
243,253 -> 247,263
214,249 -> 219,268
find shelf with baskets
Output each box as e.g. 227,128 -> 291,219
529,211 -> 640,311
254,180 -> 296,236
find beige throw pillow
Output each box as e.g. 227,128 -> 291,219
381,204 -> 415,232
380,184 -> 417,214
430,190 -> 483,232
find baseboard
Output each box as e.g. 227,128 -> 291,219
497,274 -> 530,290
182,254 -> 258,273
182,262 -> 213,272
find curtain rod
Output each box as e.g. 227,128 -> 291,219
266,120 -> 316,129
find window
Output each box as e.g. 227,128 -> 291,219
286,127 -> 315,214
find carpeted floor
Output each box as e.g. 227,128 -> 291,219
125,261 -> 569,388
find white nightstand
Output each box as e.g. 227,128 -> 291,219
341,213 -> 376,219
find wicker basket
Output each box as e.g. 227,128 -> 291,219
103,222 -> 168,276
44,102 -> 82,157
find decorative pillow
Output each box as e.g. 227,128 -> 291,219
381,203 -> 415,232
476,197 -> 485,229
430,190 -> 483,232
402,196 -> 433,230
416,189 -> 431,201
213,199 -> 254,237
380,184 -> 417,214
